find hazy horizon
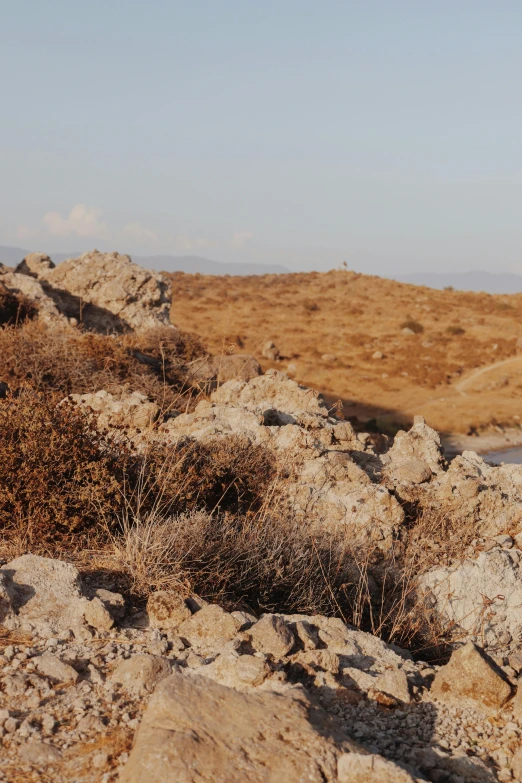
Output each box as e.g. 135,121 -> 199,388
2,2 -> 522,275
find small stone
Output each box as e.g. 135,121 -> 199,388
19,740 -> 62,765
178,604 -> 241,653
84,597 -> 114,631
35,654 -> 79,683
146,591 -> 192,630
110,654 -> 172,696
248,614 -> 295,658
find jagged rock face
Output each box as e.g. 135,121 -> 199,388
421,547 -> 522,654
5,250 -> 172,332
0,270 -> 63,323
41,250 -> 172,331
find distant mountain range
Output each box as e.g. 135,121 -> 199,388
0,246 -> 289,276
3,245 -> 522,292
394,270 -> 522,294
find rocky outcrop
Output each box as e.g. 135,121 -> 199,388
5,250 -> 172,332
0,554 -> 124,637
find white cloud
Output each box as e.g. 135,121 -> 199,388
42,204 -> 107,238
123,222 -> 160,243
231,231 -> 254,249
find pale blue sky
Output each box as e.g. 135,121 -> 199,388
1,1 -> 521,272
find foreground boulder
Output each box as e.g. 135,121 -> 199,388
119,672 -> 364,783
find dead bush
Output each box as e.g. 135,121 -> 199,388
125,435 -> 277,519
0,389 -> 129,548
111,504 -> 449,659
0,321 -> 207,412
0,390 -> 276,550
400,317 -> 424,334
0,283 -> 38,326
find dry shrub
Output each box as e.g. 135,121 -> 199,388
139,435 -> 277,517
112,504 -> 449,658
400,317 -> 424,334
0,390 -> 276,550
0,321 -> 206,412
0,389 -> 128,548
0,283 -> 38,326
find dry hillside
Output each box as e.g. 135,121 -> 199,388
168,269 -> 522,439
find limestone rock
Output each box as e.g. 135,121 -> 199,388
71,390 -> 159,432
16,252 -> 55,278
431,642 -> 512,710
177,605 -> 241,653
84,597 -> 114,631
248,614 -> 295,658
337,752 -> 418,782
195,652 -> 270,691
0,555 -> 86,635
110,654 -> 172,696
119,672 -> 360,783
146,591 -> 192,630
386,416 -> 445,476
19,740 -> 62,766
35,654 -> 79,683
421,548 -> 522,653
42,250 -> 172,332
93,588 -> 125,620
211,373 -> 329,421
0,271 -> 63,323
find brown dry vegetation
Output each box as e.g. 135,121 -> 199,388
0,321 -> 206,413
168,269 -> 522,436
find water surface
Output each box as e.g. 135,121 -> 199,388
481,448 -> 522,465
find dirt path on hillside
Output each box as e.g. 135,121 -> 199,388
454,355 -> 522,394
401,355 -> 522,418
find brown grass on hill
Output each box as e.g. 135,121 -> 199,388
167,269 -> 522,436
0,321 -> 206,413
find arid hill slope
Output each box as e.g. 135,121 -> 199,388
168,269 -> 522,438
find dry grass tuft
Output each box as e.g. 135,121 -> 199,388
0,321 -> 207,413
110,503 -> 451,659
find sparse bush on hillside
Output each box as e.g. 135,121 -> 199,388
400,317 -> 424,334
446,325 -> 465,336
0,321 -> 206,412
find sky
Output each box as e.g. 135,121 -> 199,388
1,1 -> 522,274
